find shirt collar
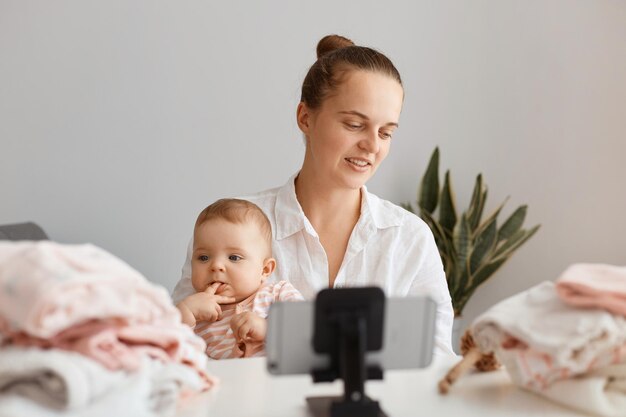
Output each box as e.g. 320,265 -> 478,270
274,173 -> 313,240
364,186 -> 405,229
274,173 -> 404,241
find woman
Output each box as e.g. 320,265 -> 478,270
173,35 -> 454,356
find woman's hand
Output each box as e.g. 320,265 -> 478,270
230,311 -> 267,343
177,282 -> 237,327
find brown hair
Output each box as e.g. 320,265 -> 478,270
300,34 -> 403,109
194,198 -> 272,255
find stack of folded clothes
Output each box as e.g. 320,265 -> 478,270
440,264 -> 626,417
0,241 -> 217,417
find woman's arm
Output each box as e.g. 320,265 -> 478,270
412,278 -> 455,358
407,225 -> 456,358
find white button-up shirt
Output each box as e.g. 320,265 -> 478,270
172,174 -> 454,356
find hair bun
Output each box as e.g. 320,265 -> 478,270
316,34 -> 355,59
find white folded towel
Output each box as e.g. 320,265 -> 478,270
0,347 -> 125,410
538,363 -> 626,417
473,281 -> 626,380
0,347 -> 207,417
472,281 -> 626,416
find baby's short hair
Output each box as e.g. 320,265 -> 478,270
194,198 -> 272,253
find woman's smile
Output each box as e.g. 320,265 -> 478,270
345,157 -> 372,171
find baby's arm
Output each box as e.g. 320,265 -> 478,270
229,282 -> 303,342
177,301 -> 198,327
230,312 -> 267,343
176,282 -> 236,327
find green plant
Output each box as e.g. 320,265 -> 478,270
402,148 -> 540,317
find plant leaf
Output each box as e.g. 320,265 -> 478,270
493,225 -> 541,261
452,266 -> 469,314
456,257 -> 508,313
467,259 -> 509,307
473,257 -> 508,284
462,225 -> 541,311
497,205 -> 527,242
457,225 -> 541,315
466,175 -> 485,231
418,147 -> 440,215
420,209 -> 457,265
451,213 -> 471,296
439,170 -> 457,233
469,218 -> 497,275
453,213 -> 471,267
472,197 -> 508,239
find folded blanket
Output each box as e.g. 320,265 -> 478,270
0,347 -> 126,410
556,263 -> 626,316
473,282 -> 626,389
0,347 -> 209,417
534,363 -> 626,417
0,241 -> 214,390
4,319 -> 208,376
0,241 -> 178,338
471,280 -> 626,416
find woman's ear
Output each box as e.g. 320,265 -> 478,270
261,258 -> 276,282
296,102 -> 311,134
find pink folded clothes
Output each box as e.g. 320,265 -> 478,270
0,241 -> 215,391
1,318 -> 214,392
0,241 -> 180,338
556,263 -> 626,316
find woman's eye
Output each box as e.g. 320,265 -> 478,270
345,122 -> 362,130
198,255 -> 209,262
228,255 -> 242,262
380,131 -> 393,140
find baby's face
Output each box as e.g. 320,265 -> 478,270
191,219 -> 272,303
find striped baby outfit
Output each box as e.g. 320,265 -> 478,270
193,280 -> 303,359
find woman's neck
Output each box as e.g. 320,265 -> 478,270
295,169 -> 361,230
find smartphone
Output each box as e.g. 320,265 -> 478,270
266,296 -> 437,375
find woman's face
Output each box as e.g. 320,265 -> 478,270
298,70 -> 404,190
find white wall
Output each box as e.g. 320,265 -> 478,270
2,0 -> 625,325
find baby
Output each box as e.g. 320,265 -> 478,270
176,198 -> 303,359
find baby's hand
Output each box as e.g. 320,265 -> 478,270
230,311 -> 267,343
177,282 -> 237,327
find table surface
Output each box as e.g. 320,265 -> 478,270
178,356 -> 588,417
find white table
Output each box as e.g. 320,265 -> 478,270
178,357 -> 587,417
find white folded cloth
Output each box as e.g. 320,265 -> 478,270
0,347 -> 125,410
473,281 -> 626,386
0,347 -> 207,417
472,281 -> 626,416
539,363 -> 626,417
